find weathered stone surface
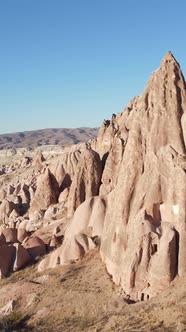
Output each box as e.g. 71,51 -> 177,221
67,147 -> 102,217
0,245 -> 15,278
99,51 -> 186,299
49,148 -> 81,188
1,51 -> 186,301
29,168 -> 59,215
178,226 -> 186,276
38,195 -> 107,270
32,152 -> 45,166
44,205 -> 58,220
0,200 -> 17,224
39,52 -> 186,300
2,228 -> 18,243
58,187 -> 69,204
17,228 -> 29,243
99,136 -> 124,195
0,233 -> 6,246
23,236 -> 46,259
48,235 -> 61,250
0,188 -> 6,201
13,243 -> 31,271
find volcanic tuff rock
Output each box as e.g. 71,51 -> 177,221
38,195 -> 107,270
98,52 -> 186,299
0,141 -> 103,276
48,147 -> 81,188
29,168 -> 60,216
1,52 -> 186,302
67,146 -> 102,217
38,51 -> 186,300
97,52 -> 186,299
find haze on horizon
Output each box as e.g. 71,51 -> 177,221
0,0 -> 186,134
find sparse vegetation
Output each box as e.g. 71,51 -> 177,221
0,250 -> 185,331
0,311 -> 31,332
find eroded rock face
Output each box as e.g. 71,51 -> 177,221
13,243 -> 31,271
1,52 -> 186,301
29,168 -> 59,216
100,51 -> 186,300
0,245 -> 15,278
67,147 -> 102,217
32,153 -> 45,166
39,52 -> 186,301
38,195 -> 107,271
0,200 -> 18,225
49,148 -> 81,189
99,136 -> 124,195
23,236 -> 46,259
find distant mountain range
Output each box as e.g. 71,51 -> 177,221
0,127 -> 98,150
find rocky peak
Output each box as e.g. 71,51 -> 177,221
124,52 -> 186,156
161,50 -> 178,63
137,51 -> 186,113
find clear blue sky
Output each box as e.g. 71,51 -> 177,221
0,0 -> 186,134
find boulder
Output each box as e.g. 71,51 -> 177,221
13,243 -> 31,271
0,200 -> 17,224
0,245 -> 15,278
17,228 -> 30,243
23,236 -> 46,259
2,228 -> 18,243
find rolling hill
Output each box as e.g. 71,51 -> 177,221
0,127 -> 98,150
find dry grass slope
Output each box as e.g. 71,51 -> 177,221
0,249 -> 185,332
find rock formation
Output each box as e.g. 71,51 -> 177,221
48,148 -> 81,189
67,146 -> 102,217
29,168 -> 59,217
38,51 -> 186,300
23,236 -> 46,259
1,51 -> 186,302
38,195 -> 106,270
98,52 -> 186,300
